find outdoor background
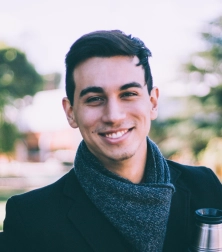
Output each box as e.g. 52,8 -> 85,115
0,0 -> 222,230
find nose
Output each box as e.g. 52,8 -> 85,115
101,98 -> 126,124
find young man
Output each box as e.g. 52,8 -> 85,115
1,30 -> 222,252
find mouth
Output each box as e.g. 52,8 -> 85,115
99,128 -> 133,139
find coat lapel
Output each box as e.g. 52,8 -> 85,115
163,162 -> 191,251
63,169 -> 131,252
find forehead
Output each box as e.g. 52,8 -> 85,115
73,56 -> 145,91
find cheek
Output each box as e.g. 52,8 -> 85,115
76,109 -> 99,129
133,102 -> 152,120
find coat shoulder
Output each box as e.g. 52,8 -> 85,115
167,159 -> 222,205
10,169 -> 74,203
6,169 -> 76,222
163,159 -> 222,252
167,159 -> 220,181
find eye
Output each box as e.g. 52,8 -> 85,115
121,92 -> 138,98
85,96 -> 105,105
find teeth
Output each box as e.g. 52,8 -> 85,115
105,130 -> 128,139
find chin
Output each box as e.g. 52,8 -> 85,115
108,152 -> 135,162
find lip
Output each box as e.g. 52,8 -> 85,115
98,127 -> 133,143
99,127 -> 132,135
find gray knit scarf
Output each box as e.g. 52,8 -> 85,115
74,138 -> 175,252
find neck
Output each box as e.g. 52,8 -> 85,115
102,147 -> 147,184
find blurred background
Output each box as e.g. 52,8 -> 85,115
0,0 -> 222,230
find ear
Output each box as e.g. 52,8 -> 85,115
62,97 -> 78,128
149,87 -> 159,120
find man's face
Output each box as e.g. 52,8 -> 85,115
63,56 -> 158,167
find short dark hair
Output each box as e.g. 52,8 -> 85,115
65,30 -> 153,105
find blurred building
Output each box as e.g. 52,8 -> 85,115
14,87 -> 82,164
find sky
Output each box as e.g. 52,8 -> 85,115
1,0 -> 222,96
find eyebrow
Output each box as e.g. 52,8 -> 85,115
119,82 -> 143,90
79,82 -> 143,98
80,86 -> 104,97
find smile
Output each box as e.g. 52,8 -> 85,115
103,129 -> 129,139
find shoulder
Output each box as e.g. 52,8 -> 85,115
167,159 -> 221,183
167,159 -> 222,204
4,169 -> 77,237
167,159 -> 217,178
2,169 -> 78,251
7,169 -> 75,210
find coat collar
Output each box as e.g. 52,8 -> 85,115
167,159 -> 182,184
63,169 -> 132,252
163,160 -> 191,251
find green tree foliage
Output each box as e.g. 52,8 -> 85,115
0,47 -> 43,154
184,16 -> 222,157
0,121 -> 18,153
150,16 -> 222,163
0,48 -> 43,102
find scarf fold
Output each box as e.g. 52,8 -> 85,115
74,138 -> 175,252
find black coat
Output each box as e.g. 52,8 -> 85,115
1,160 -> 222,252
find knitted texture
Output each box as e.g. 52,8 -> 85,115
74,138 -> 175,252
